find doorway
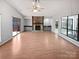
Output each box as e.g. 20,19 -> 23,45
12,17 -> 21,36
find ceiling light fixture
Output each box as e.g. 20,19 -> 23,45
32,0 -> 41,12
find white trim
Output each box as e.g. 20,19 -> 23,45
0,31 -> 23,46
58,33 -> 79,47
0,15 -> 1,43
33,24 -> 43,31
0,37 -> 13,46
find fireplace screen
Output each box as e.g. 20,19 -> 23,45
35,26 -> 41,30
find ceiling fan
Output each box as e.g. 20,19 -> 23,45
32,0 -> 44,12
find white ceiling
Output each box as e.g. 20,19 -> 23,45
6,0 -> 79,17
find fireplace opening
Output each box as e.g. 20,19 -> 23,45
35,26 -> 41,30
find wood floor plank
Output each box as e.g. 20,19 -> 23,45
0,32 -> 79,59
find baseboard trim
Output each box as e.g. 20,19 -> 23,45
0,37 -> 13,47
58,33 -> 79,47
0,31 -> 23,47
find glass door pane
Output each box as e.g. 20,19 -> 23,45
61,17 -> 67,35
61,17 -> 67,28
68,15 -> 78,40
73,15 -> 78,31
68,17 -> 73,38
73,15 -> 78,40
61,29 -> 67,35
68,19 -> 73,30
73,31 -> 77,40
68,30 -> 73,38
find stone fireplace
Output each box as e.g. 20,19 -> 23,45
32,16 -> 44,31
33,24 -> 43,31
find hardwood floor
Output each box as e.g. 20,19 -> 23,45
0,32 -> 79,59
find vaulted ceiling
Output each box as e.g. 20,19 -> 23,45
6,0 -> 79,17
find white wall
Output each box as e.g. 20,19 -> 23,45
24,19 -> 32,26
50,17 -> 56,32
24,19 -> 32,31
0,15 -> 1,42
24,16 -> 32,26
24,16 -> 53,26
24,16 -> 53,31
44,17 -> 52,26
50,0 -> 79,33
0,0 -> 24,45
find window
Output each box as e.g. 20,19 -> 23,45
61,17 -> 67,35
72,15 -> 78,40
61,15 -> 79,41
68,18 -> 73,38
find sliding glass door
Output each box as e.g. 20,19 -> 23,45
61,17 -> 67,35
68,18 -> 73,38
72,15 -> 78,40
61,15 -> 79,41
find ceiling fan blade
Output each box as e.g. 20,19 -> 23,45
40,8 -> 44,9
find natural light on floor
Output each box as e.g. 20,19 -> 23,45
12,32 -> 20,36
